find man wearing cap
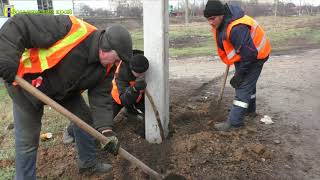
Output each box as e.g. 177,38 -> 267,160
62,50 -> 149,144
0,14 -> 133,179
111,49 -> 149,119
203,1 -> 271,131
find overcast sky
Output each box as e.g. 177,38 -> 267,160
75,0 -> 320,10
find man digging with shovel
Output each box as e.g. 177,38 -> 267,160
63,50 -> 149,143
0,14 -> 131,179
204,0 -> 271,131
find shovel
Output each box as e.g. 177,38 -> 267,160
113,89 -> 165,141
14,76 -> 185,180
216,65 -> 230,105
209,65 -> 230,119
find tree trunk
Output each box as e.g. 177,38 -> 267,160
185,0 -> 189,24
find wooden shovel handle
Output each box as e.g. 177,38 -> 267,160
216,65 -> 230,105
14,76 -> 162,180
145,89 -> 165,141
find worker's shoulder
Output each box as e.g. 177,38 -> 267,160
117,61 -> 134,81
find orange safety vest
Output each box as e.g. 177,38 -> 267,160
111,61 -> 143,105
212,15 -> 271,65
17,16 -> 97,78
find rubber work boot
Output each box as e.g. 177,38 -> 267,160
214,121 -> 243,131
79,163 -> 112,174
245,112 -> 258,118
62,128 -> 74,144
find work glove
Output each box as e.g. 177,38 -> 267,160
0,63 -> 18,83
230,74 -> 244,88
134,77 -> 147,91
101,129 -> 120,155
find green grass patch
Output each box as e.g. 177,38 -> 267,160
0,124 -> 15,161
131,15 -> 320,58
0,166 -> 15,179
169,40 -> 216,58
0,87 -> 8,98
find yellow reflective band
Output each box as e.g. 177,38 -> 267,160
38,48 -> 49,70
47,18 -> 88,57
36,17 -> 88,71
21,49 -> 32,68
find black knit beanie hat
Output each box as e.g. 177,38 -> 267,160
130,54 -> 149,73
203,0 -> 227,18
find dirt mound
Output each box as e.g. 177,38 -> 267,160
34,76 -> 292,179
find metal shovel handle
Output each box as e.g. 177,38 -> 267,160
14,76 -> 162,180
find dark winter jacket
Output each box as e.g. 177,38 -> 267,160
217,5 -> 267,76
114,60 -> 142,108
0,14 -> 115,130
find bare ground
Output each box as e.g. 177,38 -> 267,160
1,17 -> 320,180
15,48 -> 316,180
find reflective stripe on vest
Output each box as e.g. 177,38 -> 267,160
17,16 -> 97,78
111,61 -> 143,105
212,15 -> 271,65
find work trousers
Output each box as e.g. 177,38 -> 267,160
5,83 -> 97,180
228,60 -> 266,125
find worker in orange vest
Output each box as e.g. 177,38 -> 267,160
204,1 -> 271,131
0,14 -> 133,178
62,50 -> 149,143
111,49 -> 149,119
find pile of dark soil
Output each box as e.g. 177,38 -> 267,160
36,76 -> 291,179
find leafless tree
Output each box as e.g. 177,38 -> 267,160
185,0 -> 189,24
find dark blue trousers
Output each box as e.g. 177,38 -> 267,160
228,60 -> 266,125
5,84 -> 97,180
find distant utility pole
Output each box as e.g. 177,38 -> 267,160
72,0 -> 75,15
185,0 -> 189,24
274,0 -> 278,17
299,0 -> 302,16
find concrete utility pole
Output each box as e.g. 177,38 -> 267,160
185,0 -> 189,24
143,0 -> 169,143
274,0 -> 278,17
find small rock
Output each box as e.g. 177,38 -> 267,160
262,149 -> 273,159
234,148 -> 247,161
261,158 -> 266,162
284,165 -> 291,169
248,143 -> 265,155
6,123 -> 14,130
246,127 -> 258,133
186,104 -> 196,110
187,142 -> 197,152
273,140 -> 281,144
206,120 -> 214,126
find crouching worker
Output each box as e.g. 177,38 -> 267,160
112,50 -> 149,120
0,14 -> 131,179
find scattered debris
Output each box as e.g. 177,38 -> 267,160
5,123 -> 14,130
40,133 -> 53,141
247,143 -> 266,155
273,140 -> 281,144
260,115 -> 274,124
